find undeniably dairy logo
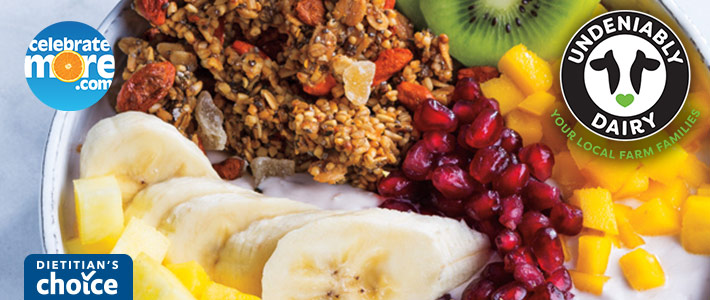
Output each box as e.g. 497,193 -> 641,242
24,254 -> 132,299
25,21 -> 115,111
561,10 -> 690,141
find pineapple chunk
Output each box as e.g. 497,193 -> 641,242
570,188 -> 618,235
480,75 -> 525,115
569,270 -> 609,295
505,109 -> 542,146
64,237 -> 116,254
577,235 -> 612,275
200,282 -> 260,300
614,170 -> 649,199
74,176 -> 124,245
679,155 -> 710,188
639,179 -> 688,209
581,158 -> 639,194
167,261 -> 211,298
640,146 -> 689,183
681,196 -> 710,254
552,151 -> 586,197
518,91 -> 555,116
498,44 -> 553,95
614,204 -> 645,249
134,253 -> 196,300
628,198 -> 680,236
111,218 -> 170,262
619,249 -> 665,291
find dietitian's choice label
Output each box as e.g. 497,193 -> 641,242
24,21 -> 115,111
24,254 -> 132,299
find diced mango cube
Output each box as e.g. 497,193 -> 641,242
571,188 -> 618,235
614,204 -> 645,249
560,235 -> 572,262
498,44 -> 553,95
639,179 -> 688,209
619,248 -> 665,291
541,113 -> 568,154
200,282 -> 260,300
553,152 -> 586,198
614,170 -> 649,199
681,196 -> 710,254
481,75 -> 525,115
582,158 -> 639,194
74,176 -> 124,245
167,261 -> 211,298
549,59 -> 562,97
628,198 -> 680,236
518,91 -> 556,116
698,184 -> 710,197
111,218 -> 170,262
577,235 -> 612,274
640,146 -> 689,183
569,270 -> 609,295
64,237 -> 116,254
679,155 -> 710,188
133,253 -> 196,300
505,109 -> 542,146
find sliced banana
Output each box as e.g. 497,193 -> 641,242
159,193 -> 318,274
124,177 -> 257,227
80,112 -> 218,202
261,209 -> 490,300
214,210 -> 343,295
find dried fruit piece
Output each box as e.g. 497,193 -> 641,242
334,0 -> 367,26
195,91 -> 227,151
213,157 -> 246,180
303,74 -> 337,97
397,81 -> 433,111
458,66 -> 500,82
250,157 -> 295,185
373,48 -> 413,85
414,99 -> 458,132
383,0 -> 396,10
117,61 -> 176,112
343,61 -> 376,105
296,0 -> 325,26
135,0 -> 169,25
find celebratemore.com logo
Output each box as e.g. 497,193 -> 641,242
24,254 -> 132,299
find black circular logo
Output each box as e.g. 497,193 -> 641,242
561,10 -> 690,141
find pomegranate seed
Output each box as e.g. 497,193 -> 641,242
414,99 -> 457,133
461,279 -> 496,300
519,211 -> 551,244
377,171 -> 417,199
503,247 -> 536,273
490,282 -> 527,300
436,149 -> 471,169
513,263 -> 545,291
379,198 -> 418,212
529,283 -> 565,300
519,144 -> 555,181
565,291 -> 575,300
523,181 -> 561,211
546,268 -> 572,292
482,262 -> 514,286
499,128 -> 523,153
494,164 -> 530,196
431,191 -> 466,217
457,124 -> 475,151
465,190 -> 501,221
432,164 -> 478,199
550,203 -> 584,235
465,108 -> 504,148
402,141 -> 435,181
469,146 -> 509,184
499,195 -> 524,230
473,219 -> 504,243
495,229 -> 521,253
532,228 -> 564,274
423,131 -> 456,154
453,100 -> 479,124
452,77 -> 481,102
418,204 -> 444,216
436,294 -> 452,300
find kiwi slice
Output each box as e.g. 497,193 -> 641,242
395,0 -> 427,29
421,0 -> 599,66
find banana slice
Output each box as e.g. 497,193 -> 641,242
124,177 -> 257,227
159,193 -> 318,273
261,209 -> 490,300
214,210 -> 343,295
80,112 -> 218,202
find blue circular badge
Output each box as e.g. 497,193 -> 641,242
25,21 -> 115,111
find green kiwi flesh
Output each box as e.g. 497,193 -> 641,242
395,0 -> 427,29
421,0 -> 600,66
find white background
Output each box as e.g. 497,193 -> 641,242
0,0 -> 707,298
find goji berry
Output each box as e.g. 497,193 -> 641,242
457,66 -> 500,83
296,0 -> 325,26
213,157 -> 246,180
397,81 -> 433,111
303,74 -> 337,97
384,0 -> 396,9
116,62 -> 176,112
232,41 -> 269,59
135,0 -> 169,26
373,48 -> 413,86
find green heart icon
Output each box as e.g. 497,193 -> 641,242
616,94 -> 634,107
